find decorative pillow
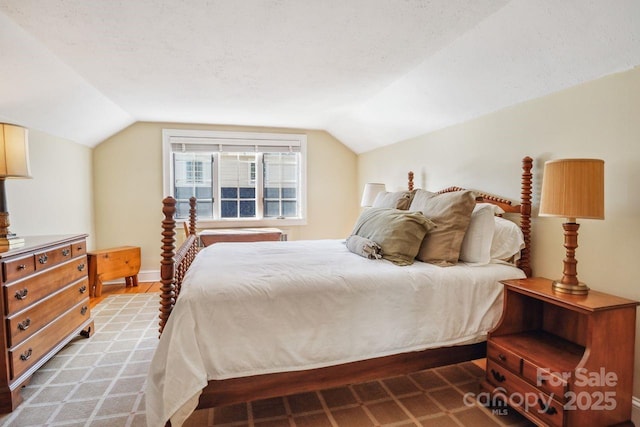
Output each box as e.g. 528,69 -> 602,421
491,216 -> 525,262
372,190 -> 416,210
350,207 -> 435,266
345,235 -> 383,260
409,189 -> 477,266
459,203 -> 504,265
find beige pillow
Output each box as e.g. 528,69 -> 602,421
372,190 -> 416,210
409,189 -> 477,266
351,207 -> 435,266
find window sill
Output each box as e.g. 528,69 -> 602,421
182,218 -> 307,228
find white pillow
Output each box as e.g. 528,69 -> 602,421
459,203 -> 502,265
490,216 -> 525,261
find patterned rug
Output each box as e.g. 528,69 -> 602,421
0,293 -> 532,427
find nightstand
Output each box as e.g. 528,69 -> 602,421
482,277 -> 639,426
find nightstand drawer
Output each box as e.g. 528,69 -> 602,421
487,360 -> 564,427
9,298 -> 90,380
6,278 -> 90,347
4,257 -> 88,315
34,244 -> 73,271
521,359 -> 567,402
487,341 -> 521,374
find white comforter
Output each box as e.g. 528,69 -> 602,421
146,239 -> 525,426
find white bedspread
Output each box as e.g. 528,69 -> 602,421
146,239 -> 525,427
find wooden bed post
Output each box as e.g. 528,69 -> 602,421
160,196 -> 177,336
188,196 -> 197,235
518,156 -> 533,277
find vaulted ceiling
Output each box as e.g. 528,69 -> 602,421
0,1 -> 638,153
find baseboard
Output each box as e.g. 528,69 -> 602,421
102,269 -> 160,285
632,396 -> 640,425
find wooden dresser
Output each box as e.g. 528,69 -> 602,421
482,277 -> 638,426
0,235 -> 94,412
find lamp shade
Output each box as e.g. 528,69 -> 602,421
0,124 -> 31,178
539,158 -> 604,220
360,183 -> 386,207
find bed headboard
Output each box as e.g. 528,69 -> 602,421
406,156 -> 533,276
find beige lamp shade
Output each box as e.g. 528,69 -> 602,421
0,124 -> 31,178
361,183 -> 386,207
539,158 -> 604,221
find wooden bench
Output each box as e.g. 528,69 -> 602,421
87,246 -> 141,297
199,228 -> 283,247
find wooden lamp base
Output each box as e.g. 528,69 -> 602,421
552,222 -> 589,295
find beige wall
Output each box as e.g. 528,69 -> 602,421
93,122 -> 358,273
8,129 -> 95,247
358,67 -> 640,397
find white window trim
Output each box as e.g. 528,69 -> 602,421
162,129 -> 307,228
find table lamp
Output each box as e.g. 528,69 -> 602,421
0,124 -> 31,248
539,158 -> 604,295
360,183 -> 386,207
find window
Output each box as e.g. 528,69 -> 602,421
163,129 -> 307,226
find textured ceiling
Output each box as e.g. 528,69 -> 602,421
0,0 -> 639,153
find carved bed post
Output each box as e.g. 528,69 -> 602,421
518,157 -> 533,277
159,196 -> 177,336
408,171 -> 414,191
188,196 -> 197,235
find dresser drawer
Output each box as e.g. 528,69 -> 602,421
487,360 -> 564,427
9,298 -> 90,380
71,240 -> 86,258
3,255 -> 36,284
487,341 -> 522,374
4,257 -> 88,315
521,359 -> 568,402
34,244 -> 74,272
6,278 -> 89,347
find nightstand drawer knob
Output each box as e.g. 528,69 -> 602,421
14,288 -> 28,300
20,348 -> 32,361
491,368 -> 506,383
538,398 -> 557,415
18,318 -> 31,331
38,254 -> 48,264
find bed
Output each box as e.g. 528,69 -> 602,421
146,156 -> 533,427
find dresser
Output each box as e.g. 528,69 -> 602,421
482,277 -> 638,426
0,235 -> 94,412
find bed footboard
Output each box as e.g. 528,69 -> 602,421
159,196 -> 198,336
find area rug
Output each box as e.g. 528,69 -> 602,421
0,293 -> 532,427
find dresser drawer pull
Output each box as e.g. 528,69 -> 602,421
20,348 -> 32,361
538,398 -> 557,415
38,254 -> 48,264
17,318 -> 31,331
490,368 -> 506,383
81,305 -> 88,316
77,263 -> 86,272
14,288 -> 28,300
79,285 -> 87,294
498,353 -> 507,362
62,249 -> 71,256
17,264 -> 27,271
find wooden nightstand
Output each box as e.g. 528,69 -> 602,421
482,277 -> 639,427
